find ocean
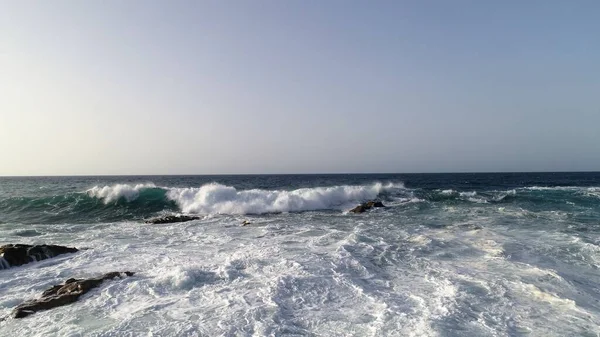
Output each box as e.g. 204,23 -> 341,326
1,173 -> 600,336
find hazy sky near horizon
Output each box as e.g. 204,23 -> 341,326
1,1 -> 599,175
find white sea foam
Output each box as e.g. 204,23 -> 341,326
457,191 -> 488,203
6,177 -> 600,336
492,189 -> 516,201
467,197 -> 488,204
166,182 -> 402,215
83,182 -> 403,214
523,185 -> 600,193
87,183 -> 156,203
523,186 -> 572,191
511,282 -> 577,309
1,200 -> 600,337
584,187 -> 600,199
474,239 -> 505,259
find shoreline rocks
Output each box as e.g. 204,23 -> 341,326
0,244 -> 79,270
11,271 -> 135,319
349,201 -> 385,213
145,215 -> 200,224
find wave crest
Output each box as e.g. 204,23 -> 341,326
166,182 -> 401,215
87,183 -> 157,203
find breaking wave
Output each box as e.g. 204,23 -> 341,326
166,182 -> 401,214
1,181 -> 598,224
84,182 -> 403,215
87,183 -> 158,203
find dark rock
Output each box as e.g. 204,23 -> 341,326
145,215 -> 200,224
368,201 -> 385,208
11,271 -> 134,319
349,200 -> 386,213
0,244 -> 79,270
349,204 -> 368,213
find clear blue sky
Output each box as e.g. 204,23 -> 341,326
1,1 -> 599,175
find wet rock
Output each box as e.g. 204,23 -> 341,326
349,204 -> 368,213
11,271 -> 134,319
145,215 -> 200,224
0,244 -> 79,270
349,200 -> 385,213
366,201 -> 385,208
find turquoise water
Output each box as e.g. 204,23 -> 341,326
1,173 -> 600,336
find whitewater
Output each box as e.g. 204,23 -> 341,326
87,182 -> 404,214
1,173 -> 600,336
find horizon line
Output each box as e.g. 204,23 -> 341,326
1,170 -> 599,178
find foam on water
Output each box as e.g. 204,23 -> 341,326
87,183 -> 157,203
83,182 -> 405,215
2,209 -> 600,336
166,182 -> 402,215
585,187 -> 600,199
2,174 -> 600,336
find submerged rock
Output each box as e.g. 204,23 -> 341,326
0,244 -> 79,270
145,215 -> 200,224
349,200 -> 385,213
11,271 -> 134,319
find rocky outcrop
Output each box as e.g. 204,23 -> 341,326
0,244 -> 79,270
349,201 -> 385,213
145,215 -> 200,224
11,271 -> 134,319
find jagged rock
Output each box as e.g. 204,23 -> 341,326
349,204 -> 367,213
349,200 -> 385,213
366,201 -> 385,208
11,271 -> 134,319
0,244 -> 79,270
145,215 -> 200,224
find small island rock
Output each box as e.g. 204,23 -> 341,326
0,244 -> 79,270
349,200 -> 386,213
11,271 -> 135,319
145,215 -> 200,224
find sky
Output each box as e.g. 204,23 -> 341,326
1,1 -> 599,175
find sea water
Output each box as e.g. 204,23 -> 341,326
1,173 -> 599,336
